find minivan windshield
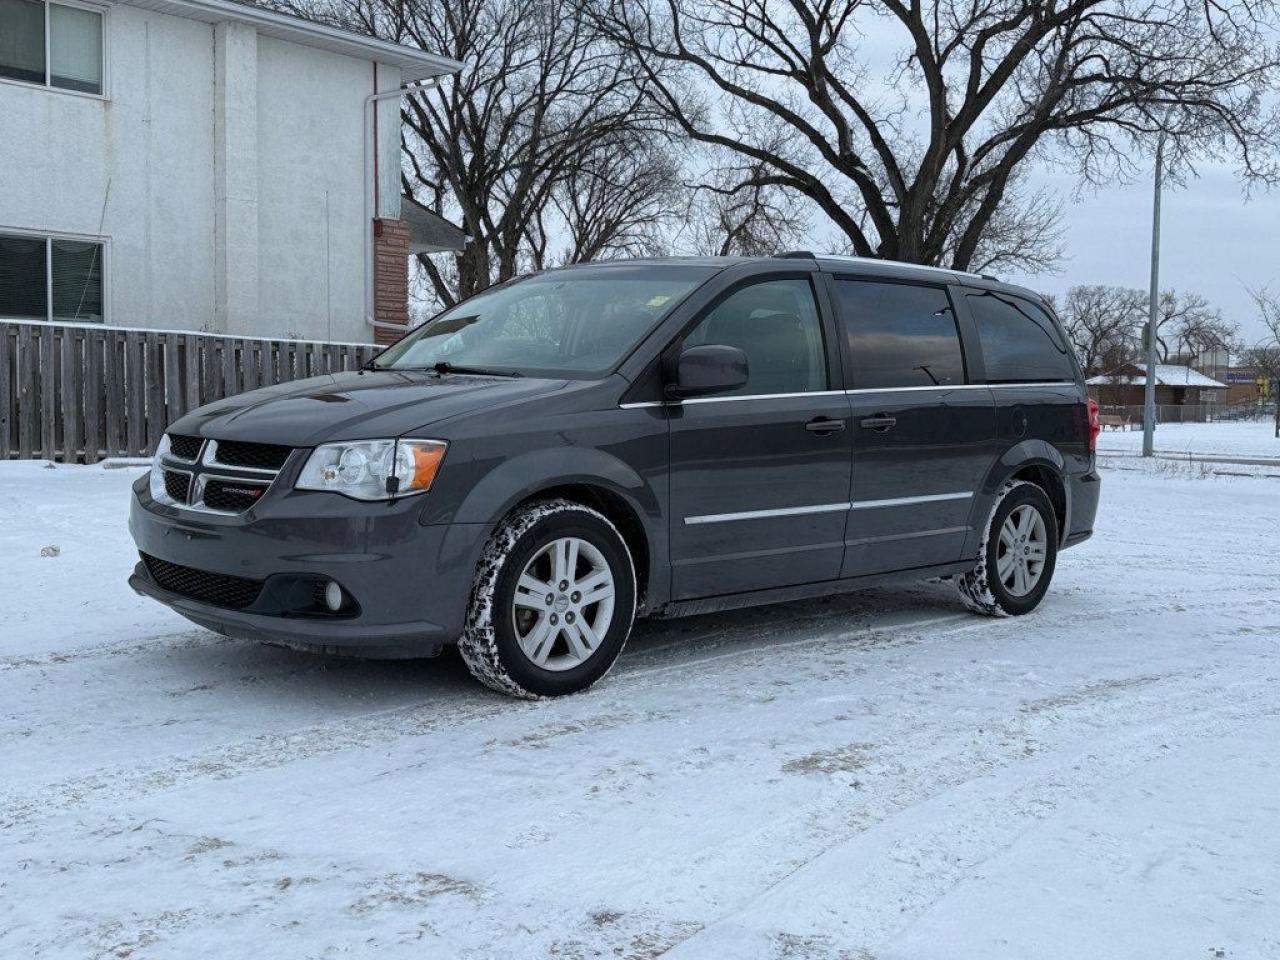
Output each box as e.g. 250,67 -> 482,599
373,264 -> 715,378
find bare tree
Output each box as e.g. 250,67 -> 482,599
1154,291 -> 1238,364
1058,285 -> 1144,376
591,0 -> 1280,273
542,134 -> 683,266
686,161 -> 811,256
1246,286 -> 1280,438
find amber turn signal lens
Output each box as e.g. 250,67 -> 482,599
399,440 -> 448,492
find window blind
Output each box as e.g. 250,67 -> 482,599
0,0 -> 46,85
0,234 -> 50,321
51,237 -> 104,321
49,3 -> 102,94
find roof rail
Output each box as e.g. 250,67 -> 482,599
775,250 -> 817,259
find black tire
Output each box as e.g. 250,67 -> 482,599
957,479 -> 1059,617
458,499 -> 637,698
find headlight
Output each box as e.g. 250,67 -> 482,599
295,439 -> 448,500
148,433 -> 172,501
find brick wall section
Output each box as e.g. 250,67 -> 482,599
372,218 -> 410,346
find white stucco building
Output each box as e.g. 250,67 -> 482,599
0,0 -> 462,344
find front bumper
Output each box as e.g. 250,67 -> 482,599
128,476 -> 487,658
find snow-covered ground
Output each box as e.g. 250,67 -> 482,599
3,460 -> 1279,959
1098,418 -> 1280,460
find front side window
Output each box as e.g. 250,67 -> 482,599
0,0 -> 103,94
966,291 -> 1075,383
682,277 -> 827,396
835,279 -> 966,389
375,264 -> 713,378
0,232 -> 105,322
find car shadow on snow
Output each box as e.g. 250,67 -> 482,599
146,580 -> 967,706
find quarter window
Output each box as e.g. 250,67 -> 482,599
0,232 -> 105,322
0,0 -> 103,95
683,278 -> 827,396
966,291 -> 1075,383
835,280 -> 965,389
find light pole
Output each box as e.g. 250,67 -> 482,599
1142,130 -> 1166,458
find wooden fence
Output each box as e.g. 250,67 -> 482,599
0,321 -> 379,463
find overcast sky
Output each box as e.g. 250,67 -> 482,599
1003,162 -> 1279,346
825,14 -> 1280,349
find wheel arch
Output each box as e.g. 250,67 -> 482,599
451,448 -> 665,612
980,440 -> 1069,543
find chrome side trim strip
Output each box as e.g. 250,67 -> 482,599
844,381 -> 1073,395
684,491 -> 974,525
849,491 -> 972,510
684,502 -> 852,525
621,382 -> 1075,409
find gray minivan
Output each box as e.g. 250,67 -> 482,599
129,254 -> 1101,698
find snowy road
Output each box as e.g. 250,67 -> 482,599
2,461 -> 1279,959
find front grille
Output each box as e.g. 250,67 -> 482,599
163,470 -> 191,503
203,478 -> 269,513
142,554 -> 263,610
215,440 -> 292,470
168,434 -> 203,460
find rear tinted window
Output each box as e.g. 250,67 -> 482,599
966,291 -> 1075,383
834,280 -> 966,389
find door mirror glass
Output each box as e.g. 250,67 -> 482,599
670,344 -> 750,398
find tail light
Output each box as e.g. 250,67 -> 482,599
1086,398 -> 1100,451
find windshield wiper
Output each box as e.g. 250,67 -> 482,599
428,361 -> 522,378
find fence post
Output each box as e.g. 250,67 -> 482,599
0,325 -> 10,461
84,329 -> 102,464
17,325 -> 34,459
103,330 -> 123,458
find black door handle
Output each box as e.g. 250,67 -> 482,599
805,417 -> 847,435
859,415 -> 897,432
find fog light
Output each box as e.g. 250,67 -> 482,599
323,581 -> 343,612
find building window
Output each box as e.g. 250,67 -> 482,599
0,232 -> 105,322
0,0 -> 103,95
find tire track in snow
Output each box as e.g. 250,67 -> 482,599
0,630 -> 226,672
0,609 -> 988,830
653,669 -> 1280,959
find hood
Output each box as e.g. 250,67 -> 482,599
168,370 -> 569,447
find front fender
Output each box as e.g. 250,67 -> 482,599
453,446 -> 660,525
444,445 -> 668,610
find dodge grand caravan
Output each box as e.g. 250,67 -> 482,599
129,254 -> 1101,698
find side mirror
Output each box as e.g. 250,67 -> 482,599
667,344 -> 749,399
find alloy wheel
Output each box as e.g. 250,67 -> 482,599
996,504 -> 1048,597
510,536 -> 616,671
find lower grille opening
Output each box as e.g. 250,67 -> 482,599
202,479 -> 269,513
142,554 -> 263,610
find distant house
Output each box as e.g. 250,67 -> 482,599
0,0 -> 463,345
1087,363 -> 1229,411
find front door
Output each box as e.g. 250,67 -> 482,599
668,276 -> 852,600
829,277 -> 997,576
